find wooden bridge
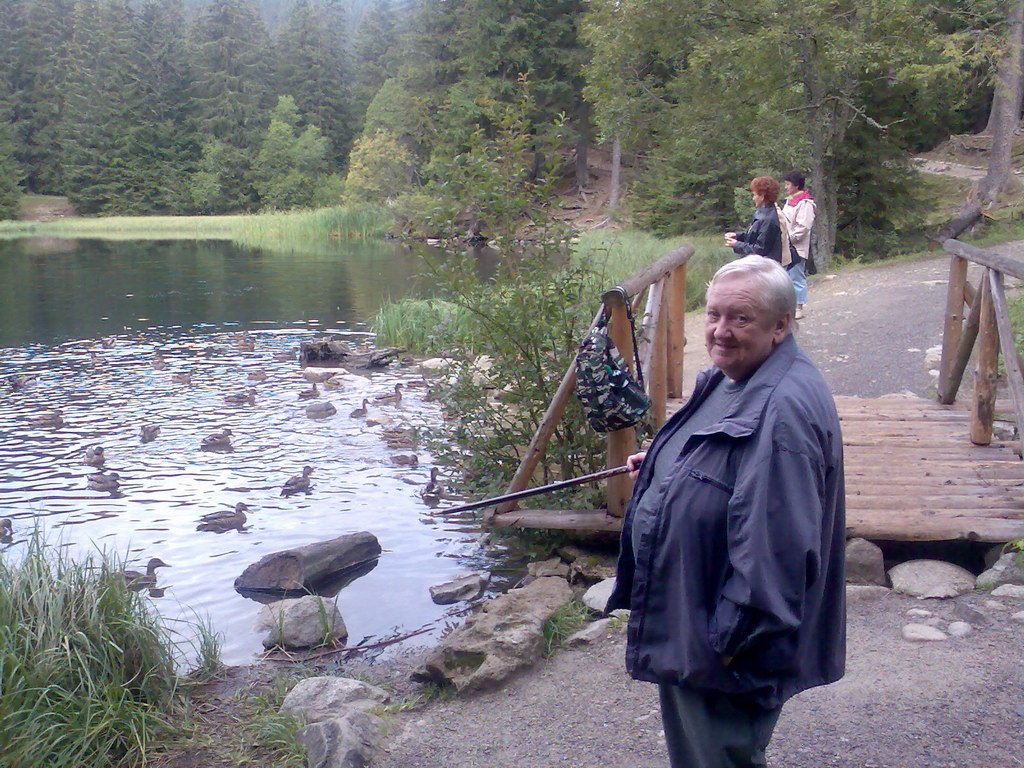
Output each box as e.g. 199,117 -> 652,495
487,240 -> 1024,543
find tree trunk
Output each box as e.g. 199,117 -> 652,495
575,100 -> 591,192
609,135 -> 621,211
979,0 -> 1024,207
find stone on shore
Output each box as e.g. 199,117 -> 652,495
583,577 -> 616,613
299,711 -> 385,768
567,618 -> 613,646
429,573 -> 487,605
902,623 -> 947,642
412,576 -> 573,693
527,557 -> 570,579
235,531 -> 381,593
845,585 -> 890,603
991,584 -> 1024,599
976,551 -> 1024,590
255,595 -> 347,650
888,559 -> 975,598
845,538 -> 887,585
280,677 -> 389,724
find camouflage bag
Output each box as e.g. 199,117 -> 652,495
575,293 -> 650,434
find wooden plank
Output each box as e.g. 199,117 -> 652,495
971,271 -> 998,445
943,238 -> 1024,281
489,509 -> 623,532
847,514 -> 1024,542
646,281 -> 668,428
987,269 -> 1024,458
666,264 -> 687,397
605,296 -> 637,517
938,254 -> 968,403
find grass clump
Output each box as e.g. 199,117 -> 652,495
542,600 -> 592,656
373,298 -> 480,354
0,536 -> 180,768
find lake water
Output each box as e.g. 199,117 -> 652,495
0,236 -> 516,665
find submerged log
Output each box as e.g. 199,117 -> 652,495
234,531 -> 382,594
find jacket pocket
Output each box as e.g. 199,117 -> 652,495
687,468 -> 733,495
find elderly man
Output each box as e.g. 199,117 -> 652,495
606,255 -> 845,768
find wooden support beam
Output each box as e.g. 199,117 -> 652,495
940,280 -> 983,405
971,271 -> 999,445
666,264 -> 687,397
641,281 -> 668,428
986,269 -> 1024,458
944,238 -> 1024,281
603,291 -> 638,517
938,255 -> 967,403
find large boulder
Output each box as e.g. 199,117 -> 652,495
888,559 -> 975,599
298,711 -> 385,768
255,595 -> 347,650
413,576 -> 572,693
976,551 -> 1024,590
235,531 -> 381,593
845,538 -> 887,585
280,677 -> 389,724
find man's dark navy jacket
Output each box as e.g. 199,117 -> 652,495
607,334 -> 846,709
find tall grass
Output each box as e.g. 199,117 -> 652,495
373,298 -> 481,354
0,535 -> 183,768
0,204 -> 392,244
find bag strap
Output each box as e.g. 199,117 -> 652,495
605,286 -> 645,389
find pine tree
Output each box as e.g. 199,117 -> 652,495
190,0 -> 272,210
275,0 -> 354,168
352,0 -> 397,118
0,83 -> 23,220
253,94 -> 330,208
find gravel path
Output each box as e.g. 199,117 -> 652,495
370,254 -> 1024,768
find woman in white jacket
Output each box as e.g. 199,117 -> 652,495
782,171 -> 815,319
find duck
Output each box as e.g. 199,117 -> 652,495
140,424 -> 160,443
391,453 -> 419,466
122,557 -> 169,588
349,398 -> 369,418
273,351 -> 295,362
201,428 -> 233,451
234,333 -> 255,352
9,375 -> 37,391
31,410 -> 64,429
420,467 -> 443,504
374,382 -> 404,405
0,518 -> 13,544
247,369 -> 267,382
225,389 -> 257,406
151,353 -> 167,371
100,336 -> 116,349
305,401 -> 337,419
298,382 -> 320,400
83,445 -> 105,467
87,471 -> 121,493
197,502 -> 248,533
89,352 -> 102,366
281,466 -> 314,497
171,372 -> 192,385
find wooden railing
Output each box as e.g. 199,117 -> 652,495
939,239 -> 1024,455
489,244 -> 694,523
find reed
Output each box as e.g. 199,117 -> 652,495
0,535 -> 182,768
373,298 -> 480,354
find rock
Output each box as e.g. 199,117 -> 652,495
582,577 -> 616,613
845,585 -> 890,603
419,358 -> 452,375
527,557 -> 570,579
413,577 -> 573,693
888,559 -> 975,598
947,621 -> 972,637
300,339 -> 351,365
845,538 -> 887,585
306,401 -> 338,419
235,531 -> 381,593
255,595 -> 347,650
984,544 -> 1007,570
902,623 -> 948,642
558,547 -> 617,584
923,345 -> 943,369
985,600 -> 1007,611
1011,611 -> 1024,623
429,573 -> 487,605
907,608 -> 933,618
953,603 -> 987,626
298,711 -> 385,768
567,618 -> 613,646
470,355 -> 494,387
991,584 -> 1024,599
976,551 -> 1024,590
280,677 -> 389,724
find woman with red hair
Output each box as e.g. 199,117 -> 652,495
724,176 -> 783,263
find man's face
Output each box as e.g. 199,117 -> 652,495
704,275 -> 790,381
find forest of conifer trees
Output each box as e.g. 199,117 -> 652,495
0,0 -> 1014,261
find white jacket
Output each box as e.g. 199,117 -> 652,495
783,195 -> 816,260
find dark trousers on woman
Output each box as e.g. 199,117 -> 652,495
658,684 -> 782,768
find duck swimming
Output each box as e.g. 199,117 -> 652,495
140,424 -> 160,443
100,336 -> 116,349
87,471 -> 121,493
83,445 -> 105,467
201,428 -> 233,451
151,353 -> 167,371
9,375 -> 37,391
298,382 -> 320,400
225,389 -> 257,405
391,453 -> 419,466
281,466 -> 314,496
197,502 -> 248,533
349,398 -> 369,418
420,467 -> 443,504
247,369 -> 268,382
31,410 -> 64,429
122,557 -> 169,589
0,518 -> 13,544
374,382 -> 404,405
172,372 -> 192,385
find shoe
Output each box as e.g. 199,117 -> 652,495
795,304 -> 805,320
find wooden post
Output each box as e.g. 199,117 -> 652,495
603,290 -> 637,517
944,279 -> 983,405
648,282 -> 668,428
938,255 -> 968,403
971,271 -> 999,445
986,270 -> 1024,456
666,264 -> 687,397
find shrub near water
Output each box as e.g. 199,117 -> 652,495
0,538 -> 179,768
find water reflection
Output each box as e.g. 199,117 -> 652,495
0,236 -> 513,665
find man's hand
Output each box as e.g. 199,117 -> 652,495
626,452 -> 646,479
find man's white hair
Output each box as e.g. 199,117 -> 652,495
706,255 -> 797,322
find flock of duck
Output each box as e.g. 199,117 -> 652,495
3,331 -> 447,585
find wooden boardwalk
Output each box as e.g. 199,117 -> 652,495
490,395 -> 1024,543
